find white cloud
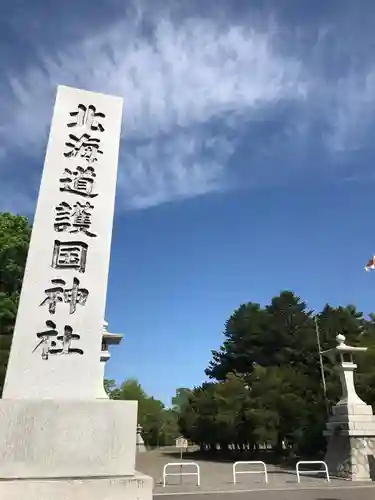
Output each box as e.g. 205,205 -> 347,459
0,6 -> 308,211
119,130 -> 236,209
326,69 -> 375,152
3,3 -> 374,213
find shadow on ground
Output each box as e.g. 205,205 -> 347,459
161,448 -> 320,470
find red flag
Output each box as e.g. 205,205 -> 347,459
365,256 -> 375,271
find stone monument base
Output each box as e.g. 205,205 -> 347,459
325,434 -> 375,481
0,399 -> 153,499
324,403 -> 375,481
0,472 -> 153,500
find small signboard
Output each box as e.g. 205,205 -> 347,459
175,437 -> 188,449
175,436 -> 188,459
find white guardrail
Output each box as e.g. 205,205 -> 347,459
233,461 -> 268,484
163,462 -> 201,487
296,461 -> 330,483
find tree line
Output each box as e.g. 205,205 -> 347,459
2,211 -> 375,455
177,295 -> 375,456
104,378 -> 179,446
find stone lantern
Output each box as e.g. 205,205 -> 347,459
136,424 -> 147,453
99,320 -> 123,399
326,334 -> 367,406
324,334 -> 375,481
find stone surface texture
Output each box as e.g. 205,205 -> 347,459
0,400 -> 137,478
325,434 -> 375,481
0,85 -> 154,499
325,402 -> 375,480
3,85 -> 123,400
0,472 -> 153,500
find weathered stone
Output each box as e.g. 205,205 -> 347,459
0,472 -> 153,500
3,86 -> 123,400
326,434 -> 375,481
0,399 -> 138,478
0,85 -> 153,499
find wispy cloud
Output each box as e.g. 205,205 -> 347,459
119,129 -> 237,208
0,2 -> 308,212
326,70 -> 375,153
1,1 -> 375,212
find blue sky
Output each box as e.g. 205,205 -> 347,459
2,0 -> 375,405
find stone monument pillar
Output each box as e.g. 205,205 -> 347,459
324,334 -> 375,481
0,85 -> 153,499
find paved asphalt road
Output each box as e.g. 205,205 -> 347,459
153,484 -> 375,500
139,448 -> 375,500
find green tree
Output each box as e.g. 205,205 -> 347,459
200,291 -> 375,456
0,213 -> 31,294
213,374 -> 254,451
264,291 -> 317,374
112,378 -> 148,401
0,212 -> 31,395
178,382 -> 220,451
162,408 -> 180,445
104,378 -> 179,447
104,378 -> 120,398
206,292 -> 318,381
246,364 -> 325,454
171,388 -> 191,412
205,302 -> 267,380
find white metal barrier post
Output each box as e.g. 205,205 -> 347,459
163,462 -> 201,487
232,461 -> 268,485
296,461 -> 330,483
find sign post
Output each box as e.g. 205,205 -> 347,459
176,436 -> 188,460
175,436 -> 188,483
